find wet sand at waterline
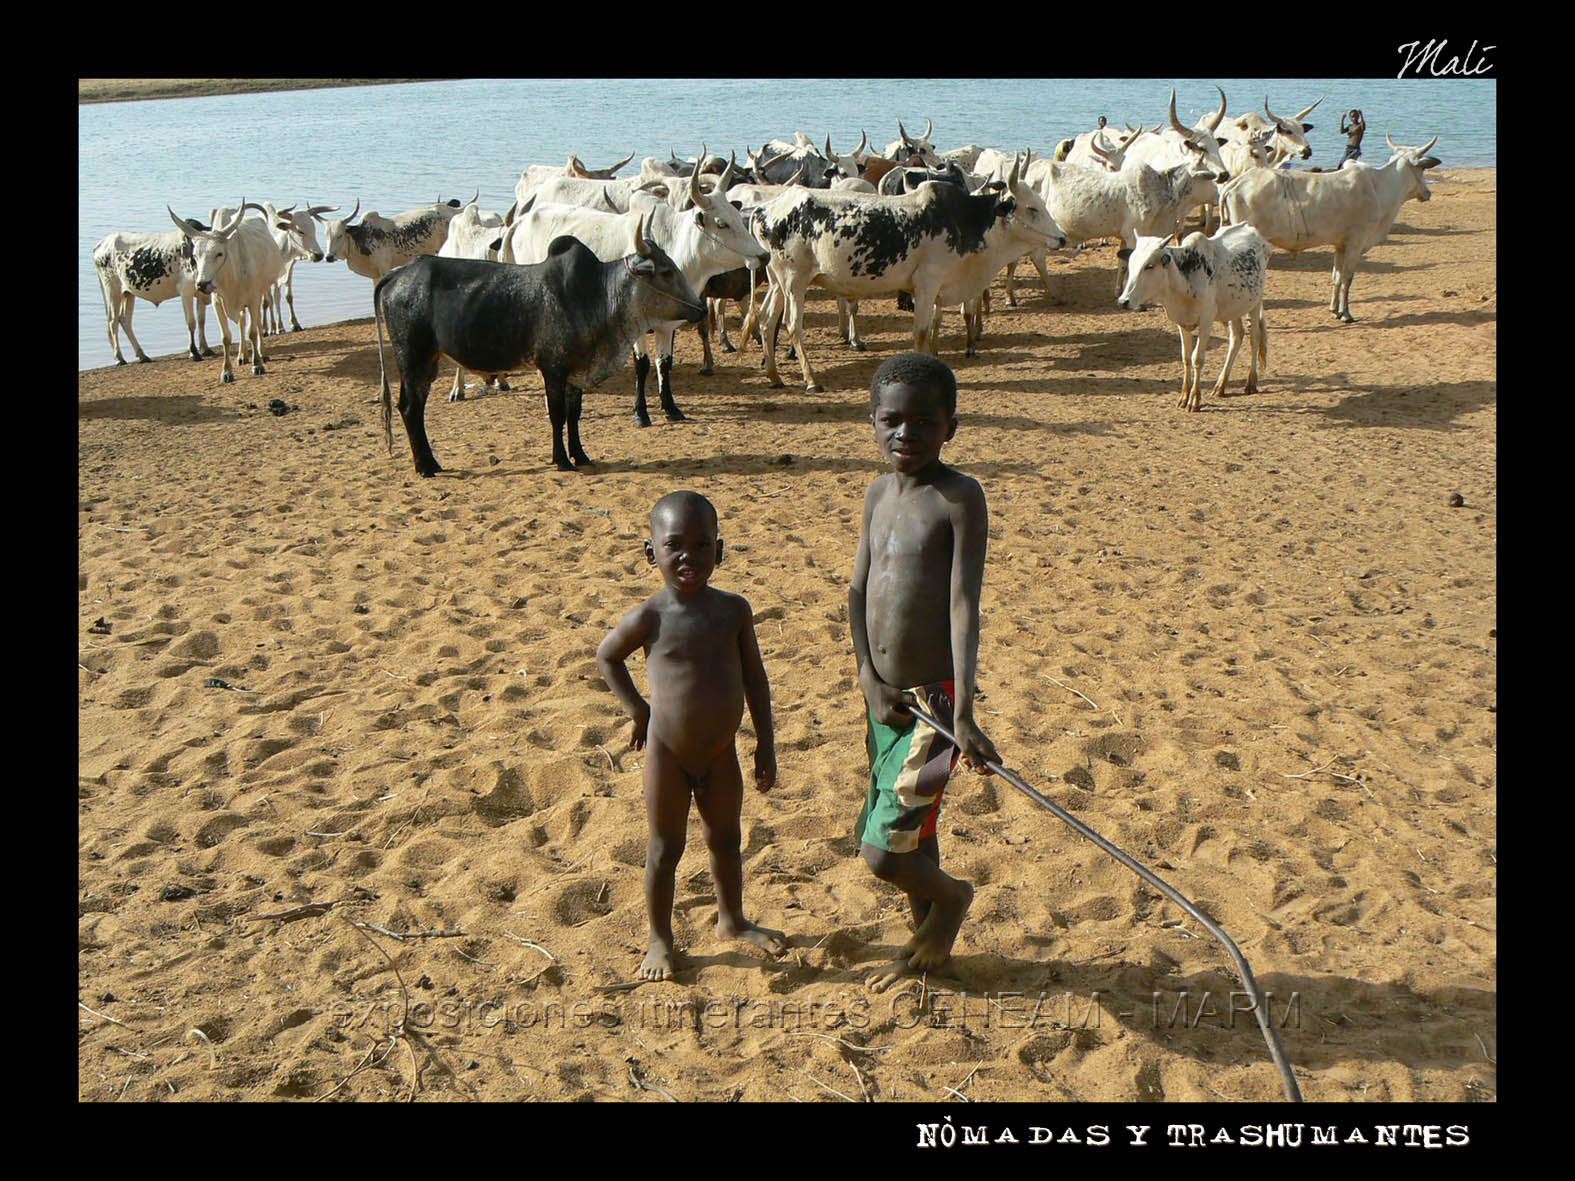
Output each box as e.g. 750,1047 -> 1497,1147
79,169 -> 1495,1102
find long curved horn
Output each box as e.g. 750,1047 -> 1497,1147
688,163 -> 706,208
502,200 -> 518,227
898,119 -> 911,144
1265,97 -> 1293,134
1008,153 -> 1020,190
1386,131 -> 1400,152
1089,134 -> 1113,162
1417,134 -> 1438,156
670,148 -> 682,164
1205,84 -> 1227,133
786,161 -> 807,187
633,207 -> 653,258
923,116 -> 933,140
718,151 -> 737,191
344,197 -> 361,225
468,188 -> 479,206
855,129 -> 868,156
825,133 -> 835,159
1168,88 -> 1188,135
306,204 -> 339,218
218,199 -> 248,235
518,193 -> 536,215
168,206 -> 203,237
1294,96 -> 1324,123
607,150 -> 635,175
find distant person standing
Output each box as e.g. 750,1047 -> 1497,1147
1339,109 -> 1366,167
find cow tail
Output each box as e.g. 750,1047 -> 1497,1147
373,275 -> 393,452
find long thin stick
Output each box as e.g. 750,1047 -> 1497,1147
906,701 -> 1302,1104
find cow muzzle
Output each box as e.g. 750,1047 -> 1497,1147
311,252 -> 324,262
197,280 -> 215,295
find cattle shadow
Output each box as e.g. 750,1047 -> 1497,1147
1272,373 -> 1495,429
1389,221 -> 1465,237
1270,252 -> 1421,275
1366,308 -> 1497,330
77,394 -> 242,425
1263,293 -> 1430,311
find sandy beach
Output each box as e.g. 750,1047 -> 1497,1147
78,168 -> 1495,1103
78,79 -> 436,104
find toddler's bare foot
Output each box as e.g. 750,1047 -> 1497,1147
906,881 -> 973,974
640,939 -> 677,981
719,918 -> 788,958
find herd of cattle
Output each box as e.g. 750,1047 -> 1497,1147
90,89 -> 1444,474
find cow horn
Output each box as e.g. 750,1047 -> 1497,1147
344,197 -> 361,224
1264,97 -> 1294,134
1295,96 -> 1324,123
1089,134 -> 1113,161
924,116 -> 932,140
276,203 -> 297,215
825,133 -> 834,159
718,151 -> 737,191
856,129 -> 868,156
688,162 -> 706,207
1386,131 -> 1400,152
306,204 -> 338,218
468,188 -> 479,207
670,148 -> 682,164
502,200 -> 518,227
168,205 -> 203,237
1008,153 -> 1020,190
1417,134 -> 1438,156
898,119 -> 911,144
1168,88 -> 1198,143
1201,85 -> 1227,133
786,161 -> 807,187
633,208 -> 653,258
218,199 -> 248,235
519,193 -> 536,215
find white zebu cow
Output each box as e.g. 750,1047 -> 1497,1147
322,196 -> 469,283
1057,122 -> 1147,172
1220,134 -> 1440,321
251,202 -> 334,335
1010,158 -> 1221,301
1116,223 -> 1272,412
519,173 -> 662,213
93,224 -> 216,364
168,202 -> 304,384
501,168 -> 768,425
437,201 -> 516,402
1206,97 -> 1323,168
752,164 -> 1065,390
1121,89 -> 1232,183
880,118 -> 942,165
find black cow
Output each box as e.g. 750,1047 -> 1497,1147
374,217 -> 706,475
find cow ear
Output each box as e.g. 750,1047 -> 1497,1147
1158,251 -> 1171,267
1216,136 -> 1228,147
1300,121 -> 1314,132
489,237 -> 504,253
275,221 -> 291,232
1116,247 -> 1133,260
693,209 -> 706,227
996,196 -> 1016,218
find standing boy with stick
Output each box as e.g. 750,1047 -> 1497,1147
849,353 -> 999,991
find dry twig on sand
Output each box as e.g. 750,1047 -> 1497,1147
342,917 -> 421,1101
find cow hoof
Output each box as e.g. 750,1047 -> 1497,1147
698,366 -> 714,376
253,364 -> 267,376
448,391 -> 465,403
497,378 -> 511,391
290,324 -> 301,332
115,358 -> 127,366
137,355 -> 151,364
572,455 -> 594,467
850,341 -> 867,352
721,343 -> 736,354
806,383 -> 824,394
664,409 -> 688,422
767,378 -> 785,389
554,461 -> 577,472
203,348 -> 220,357
1005,296 -> 1018,308
222,372 -> 235,384
786,346 -> 798,360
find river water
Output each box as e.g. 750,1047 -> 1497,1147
79,77 -> 1495,370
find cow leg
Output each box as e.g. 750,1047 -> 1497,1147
786,283 -> 821,392
1003,259 -> 1018,307
1211,317 -> 1245,402
1336,256 -> 1357,323
285,261 -> 304,331
1329,249 -> 1344,317
1246,308 -> 1266,394
1030,248 -> 1052,292
214,298 -> 237,383
398,356 -> 443,476
695,314 -> 714,376
542,376 -> 574,472
761,281 -> 787,389
911,282 -> 941,356
247,301 -> 267,374
845,299 -> 865,351
567,385 -> 592,467
963,302 -> 979,357
117,294 -> 152,364
633,343 -> 654,427
180,291 -> 204,362
196,294 -> 217,357
716,298 -> 736,353
1184,325 -> 1208,412
1175,326 -> 1192,410
658,333 -> 685,421
448,365 -> 467,403
495,373 -> 511,391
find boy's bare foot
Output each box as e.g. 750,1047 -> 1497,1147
640,939 -> 678,981
907,880 -> 972,973
719,918 -> 789,958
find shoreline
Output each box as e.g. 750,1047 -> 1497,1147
78,78 -> 452,105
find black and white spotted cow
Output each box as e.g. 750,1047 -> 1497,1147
92,226 -> 216,364
322,194 -> 471,283
752,161 -> 1066,390
1116,223 -> 1271,411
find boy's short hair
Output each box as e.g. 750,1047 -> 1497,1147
869,351 -> 958,416
650,490 -> 719,533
